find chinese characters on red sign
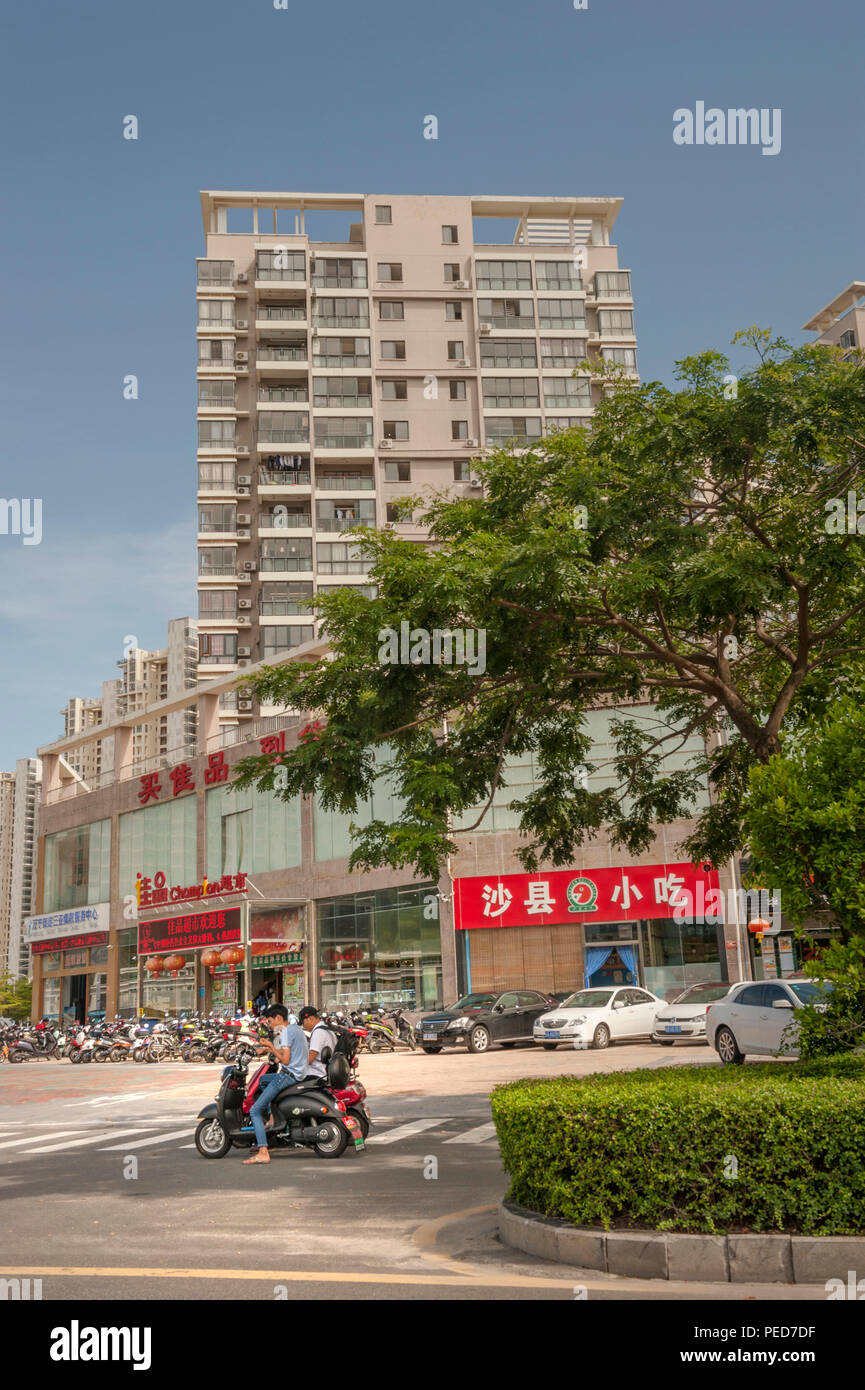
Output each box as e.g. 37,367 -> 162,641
136,870 -> 247,909
137,733 -> 288,804
138,908 -> 242,955
453,862 -> 721,931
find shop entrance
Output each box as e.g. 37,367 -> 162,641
585,944 -> 638,988
62,974 -> 88,1025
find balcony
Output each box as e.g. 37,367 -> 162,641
315,433 -> 374,451
313,313 -> 370,329
198,565 -> 239,579
258,467 -> 311,487
259,387 -> 309,404
260,513 -> 312,529
315,473 -> 375,491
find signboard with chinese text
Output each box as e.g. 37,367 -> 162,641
453,862 -> 722,931
135,871 -> 247,910
30,931 -> 109,957
138,907 -> 242,955
25,903 -> 110,945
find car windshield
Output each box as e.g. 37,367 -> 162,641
787,980 -> 834,1005
560,990 -> 614,1009
448,994 -> 497,1011
670,983 -> 732,1004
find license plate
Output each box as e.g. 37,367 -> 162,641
343,1116 -> 364,1150
423,1033 -> 436,1040
545,1031 -> 561,1039
665,1025 -> 682,1034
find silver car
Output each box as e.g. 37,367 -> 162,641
652,981 -> 736,1046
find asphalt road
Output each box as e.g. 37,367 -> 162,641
0,1040 -> 829,1302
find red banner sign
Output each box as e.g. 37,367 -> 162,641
135,871 -> 247,910
31,931 -> 108,956
138,908 -> 242,955
453,862 -> 721,931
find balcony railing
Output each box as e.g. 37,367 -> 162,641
313,352 -> 371,368
484,315 -> 536,330
261,557 -> 314,572
258,468 -> 311,486
261,600 -> 315,616
259,388 -> 309,402
259,306 -> 307,321
315,434 -> 373,450
316,516 -> 373,531
315,475 -> 374,490
259,431 -> 310,444
198,565 -> 238,577
310,275 -> 368,289
262,514 -> 312,529
198,479 -> 237,491
198,521 -> 238,533
258,346 -> 308,362
256,268 -> 305,282
313,314 -> 370,328
539,316 -> 586,331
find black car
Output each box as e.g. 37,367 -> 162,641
417,990 -> 556,1054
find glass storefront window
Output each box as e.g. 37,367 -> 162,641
64,949 -> 88,968
118,797 -> 197,896
142,965 -> 196,1019
43,978 -> 61,1022
43,819 -> 111,912
118,969 -> 139,1018
317,884 -> 440,1011
41,951 -> 62,971
638,918 -> 723,999
206,783 -> 302,877
88,973 -> 106,1017
90,945 -> 108,966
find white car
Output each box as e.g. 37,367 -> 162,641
652,981 -> 736,1045
707,978 -> 833,1064
533,986 -> 667,1051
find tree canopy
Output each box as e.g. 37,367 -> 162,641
233,334 -> 865,881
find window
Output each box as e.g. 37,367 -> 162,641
598,309 -> 635,336
315,416 -> 374,449
442,225 -> 458,243
198,379 -> 235,406
483,415 -> 542,443
444,263 -> 460,283
449,380 -> 466,400
311,257 -> 367,289
206,782 -> 302,878
313,335 -> 370,367
198,503 -> 236,533
840,330 -> 856,349
316,499 -> 375,530
313,376 -> 372,408
375,205 -> 392,224
736,985 -> 765,1007
198,419 -> 235,447
379,301 -> 404,320
538,298 -> 586,330
451,420 -> 468,440
480,337 -> 537,369
445,302 -> 463,322
535,260 -> 581,290
118,800 -> 196,896
377,262 -> 402,282
383,420 -> 409,440
261,536 -> 313,571
198,338 -> 235,364
198,546 -> 236,576
199,632 -> 238,664
385,503 -> 405,523
595,271 -> 631,297
257,410 -> 309,443
198,260 -> 234,287
198,461 -> 235,491
256,249 -> 305,282
198,589 -> 236,617
380,340 -> 406,360
478,297 -> 535,330
262,625 -> 310,658
43,821 -> 111,913
381,379 -> 407,400
317,542 -> 373,574
453,460 -> 471,481
198,299 -> 234,325
601,347 -> 638,371
475,260 -> 532,290
447,340 -> 465,360
482,376 -> 540,409
384,460 -> 411,482
314,296 -> 369,327
543,376 -> 592,408
541,337 -> 587,367
260,580 -> 314,616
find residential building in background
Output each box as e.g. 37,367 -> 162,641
0,771 -> 15,974
804,280 -> 864,355
7,758 -> 41,978
196,192 -> 638,728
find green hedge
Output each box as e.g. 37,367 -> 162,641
490,1058 -> 865,1235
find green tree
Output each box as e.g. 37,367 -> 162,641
233,335 -> 865,882
0,972 -> 32,1022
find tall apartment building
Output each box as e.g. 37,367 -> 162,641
0,771 -> 15,974
7,758 -> 41,978
803,280 -> 864,355
196,192 -> 637,724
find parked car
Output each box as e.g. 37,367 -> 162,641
416,990 -> 556,1054
652,981 -> 736,1045
533,986 -> 667,1050
707,978 -> 834,1064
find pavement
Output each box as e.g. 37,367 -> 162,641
0,1041 -> 832,1301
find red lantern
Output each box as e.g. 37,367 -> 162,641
748,918 -> 772,934
220,945 -> 243,974
164,953 -> 186,977
144,956 -> 165,977
202,948 -> 220,977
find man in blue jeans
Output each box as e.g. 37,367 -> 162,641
243,1004 -> 308,1165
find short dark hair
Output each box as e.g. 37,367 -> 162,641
264,1003 -> 288,1020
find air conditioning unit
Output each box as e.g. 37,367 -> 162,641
237,616 -> 251,626
237,658 -> 250,667
464,439 -> 479,448
236,446 -> 250,457
458,358 -> 471,367
235,351 -> 248,363
455,280 -> 469,289
479,323 -> 492,334
236,271 -> 248,283
380,439 -> 393,449
236,528 -> 251,538
237,474 -> 251,485
238,598 -> 252,609
237,699 -> 253,711
237,513 -> 252,525
242,561 -> 256,571
235,319 -> 248,330
237,646 -> 252,658
236,485 -> 250,497
469,476 -> 483,488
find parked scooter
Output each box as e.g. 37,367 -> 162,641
194,1057 -> 364,1160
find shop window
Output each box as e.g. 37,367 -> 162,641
43,820 -> 111,913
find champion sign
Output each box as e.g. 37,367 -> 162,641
453,862 -> 721,931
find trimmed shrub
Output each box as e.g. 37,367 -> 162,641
490,1058 -> 865,1235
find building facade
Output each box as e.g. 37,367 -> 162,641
803,280 -> 864,355
0,771 -> 15,974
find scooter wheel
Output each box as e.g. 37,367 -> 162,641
314,1119 -> 349,1159
195,1117 -> 232,1158
69,1050 -> 81,1063
349,1108 -> 370,1141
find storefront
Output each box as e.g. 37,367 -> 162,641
316,883 -> 441,1012
249,906 -> 306,1013
26,904 -> 111,1025
454,862 -> 728,1000
138,905 -> 244,1017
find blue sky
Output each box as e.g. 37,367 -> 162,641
0,0 -> 862,768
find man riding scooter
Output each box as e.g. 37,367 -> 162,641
299,1005 -> 336,1080
242,1004 -> 308,1167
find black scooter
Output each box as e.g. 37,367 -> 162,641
194,1057 -> 364,1160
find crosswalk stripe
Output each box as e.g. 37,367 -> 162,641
365,1118 -> 444,1145
443,1122 -> 498,1145
24,1128 -> 157,1154
98,1128 -> 193,1151
0,1130 -> 86,1151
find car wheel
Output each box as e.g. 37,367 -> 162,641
467,1025 -> 491,1054
542,1043 -> 558,1051
716,1027 -> 745,1065
421,1045 -> 442,1054
592,1023 -> 610,1050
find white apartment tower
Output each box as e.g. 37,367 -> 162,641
197,192 -> 637,724
0,771 -> 15,973
7,758 -> 41,978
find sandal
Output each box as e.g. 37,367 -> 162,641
243,1151 -> 271,1164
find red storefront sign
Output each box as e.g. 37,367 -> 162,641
453,862 -> 721,931
31,931 -> 109,956
136,870 -> 247,910
138,908 -> 242,955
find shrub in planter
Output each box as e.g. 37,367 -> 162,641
490,1058 -> 865,1235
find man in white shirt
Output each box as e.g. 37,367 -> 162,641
299,1005 -> 337,1080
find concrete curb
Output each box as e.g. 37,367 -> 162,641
498,1202 -> 865,1283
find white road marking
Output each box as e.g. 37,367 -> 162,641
365,1118 -> 444,1145
0,1130 -> 87,1150
24,1128 -> 157,1153
64,1093 -> 159,1108
98,1128 -> 194,1151
443,1122 -> 498,1145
